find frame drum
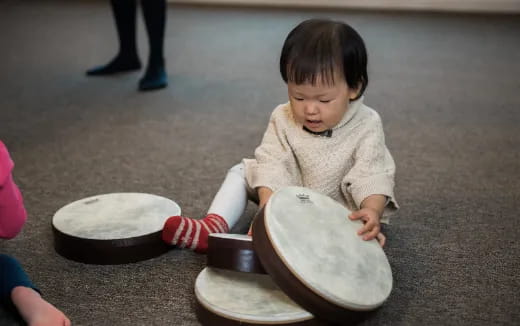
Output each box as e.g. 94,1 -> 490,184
195,267 -> 321,326
252,187 -> 393,323
207,233 -> 265,274
52,193 -> 180,264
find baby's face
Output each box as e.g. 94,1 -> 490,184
288,77 -> 358,133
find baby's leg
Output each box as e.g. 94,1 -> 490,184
1,254 -> 37,308
206,163 -> 249,226
0,255 -> 70,326
162,163 -> 249,253
11,287 -> 70,326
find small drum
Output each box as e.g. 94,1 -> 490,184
207,233 -> 265,274
252,187 -> 393,323
52,193 -> 180,264
195,267 -> 321,326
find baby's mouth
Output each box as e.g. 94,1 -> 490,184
306,119 -> 322,127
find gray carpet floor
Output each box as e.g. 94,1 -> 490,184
0,0 -> 519,325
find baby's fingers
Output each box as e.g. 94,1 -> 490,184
348,210 -> 366,221
377,232 -> 386,247
357,221 -> 371,236
360,223 -> 380,241
357,219 -> 377,235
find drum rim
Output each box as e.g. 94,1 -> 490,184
252,188 -> 388,323
207,234 -> 266,274
194,267 -> 315,324
52,224 -> 170,265
52,192 -> 181,240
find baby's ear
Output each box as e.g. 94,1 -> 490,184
348,83 -> 362,100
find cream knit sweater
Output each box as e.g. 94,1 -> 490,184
243,97 -> 398,223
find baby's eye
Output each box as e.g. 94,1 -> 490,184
319,100 -> 331,103
293,97 -> 304,101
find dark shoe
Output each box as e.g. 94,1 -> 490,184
86,56 -> 141,76
138,64 -> 168,91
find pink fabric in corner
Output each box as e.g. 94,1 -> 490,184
0,141 -> 27,239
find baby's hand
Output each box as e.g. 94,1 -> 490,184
348,208 -> 385,247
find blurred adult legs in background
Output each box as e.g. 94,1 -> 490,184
86,0 -> 168,91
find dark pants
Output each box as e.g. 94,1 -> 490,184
0,254 -> 38,308
111,0 -> 166,66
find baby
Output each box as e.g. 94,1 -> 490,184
162,18 -> 398,253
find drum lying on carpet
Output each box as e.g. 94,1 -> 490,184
207,233 -> 266,274
52,193 -> 180,264
252,186 -> 393,324
195,267 -> 322,326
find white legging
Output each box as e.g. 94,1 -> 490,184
206,163 -> 256,228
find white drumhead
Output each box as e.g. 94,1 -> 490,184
209,233 -> 252,241
264,187 -> 392,310
52,193 -> 181,240
195,267 -> 313,323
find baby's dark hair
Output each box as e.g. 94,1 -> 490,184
280,19 -> 368,100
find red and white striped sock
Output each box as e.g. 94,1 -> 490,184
162,213 -> 229,253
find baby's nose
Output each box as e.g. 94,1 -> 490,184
304,104 -> 319,115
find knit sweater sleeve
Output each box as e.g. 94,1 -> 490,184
341,112 -> 398,223
246,105 -> 301,192
0,141 -> 27,239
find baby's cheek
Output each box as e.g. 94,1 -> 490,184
292,113 -> 305,124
